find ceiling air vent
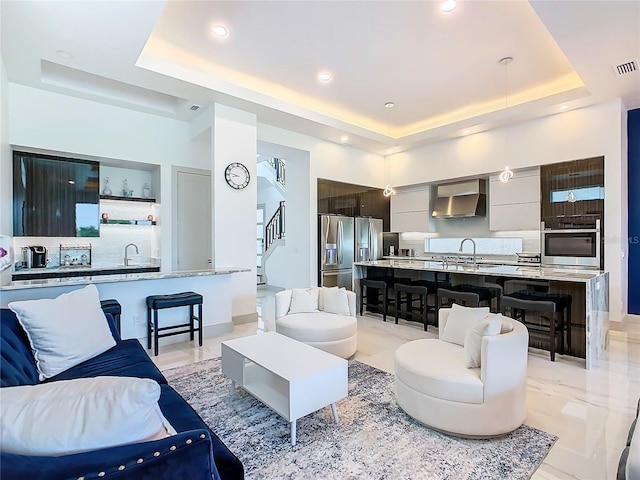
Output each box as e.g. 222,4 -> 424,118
614,60 -> 638,76
190,104 -> 201,111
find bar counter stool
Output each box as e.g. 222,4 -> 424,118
359,279 -> 390,322
393,282 -> 433,331
500,290 -> 572,362
437,284 -> 499,312
146,291 -> 203,356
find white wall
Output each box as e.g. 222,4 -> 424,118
389,99 -> 628,322
257,127 -> 385,287
0,59 -> 11,237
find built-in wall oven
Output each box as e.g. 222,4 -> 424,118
541,220 -> 601,269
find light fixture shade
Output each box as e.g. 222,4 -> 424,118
499,166 -> 513,183
383,184 -> 396,197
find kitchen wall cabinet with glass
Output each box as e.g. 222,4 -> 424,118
390,185 -> 431,232
489,167 -> 540,231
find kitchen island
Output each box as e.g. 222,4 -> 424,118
1,267 -> 250,344
354,260 -> 609,369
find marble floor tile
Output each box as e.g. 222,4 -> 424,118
152,288 -> 640,480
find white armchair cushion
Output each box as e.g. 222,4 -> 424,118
440,304 -> 490,346
464,314 -> 502,368
276,312 -> 357,343
8,284 -> 116,380
0,376 -> 176,456
321,287 -> 350,316
288,288 -> 320,314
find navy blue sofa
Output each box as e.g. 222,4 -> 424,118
0,307 -> 244,480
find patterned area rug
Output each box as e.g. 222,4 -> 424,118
164,358 -> 556,480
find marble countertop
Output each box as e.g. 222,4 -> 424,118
0,267 -> 250,291
11,263 -> 159,276
355,259 -> 606,283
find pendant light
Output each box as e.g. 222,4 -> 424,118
383,101 -> 396,197
498,57 -> 514,183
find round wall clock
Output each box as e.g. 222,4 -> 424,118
224,162 -> 250,190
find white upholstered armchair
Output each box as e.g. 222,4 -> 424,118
395,306 -> 529,437
275,288 -> 357,359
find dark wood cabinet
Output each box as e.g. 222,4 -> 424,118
317,178 -> 390,230
13,151 -> 100,237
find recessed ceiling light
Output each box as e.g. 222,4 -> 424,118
56,50 -> 72,59
441,0 -> 457,12
560,105 -> 569,110
318,72 -> 332,82
211,25 -> 229,37
384,102 -> 395,109
463,130 -> 471,135
340,135 -> 349,144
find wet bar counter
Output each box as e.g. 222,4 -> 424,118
1,268 -> 250,343
354,260 -> 609,370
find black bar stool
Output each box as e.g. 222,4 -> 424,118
100,299 -> 122,335
359,279 -> 390,322
500,290 -> 572,362
394,282 -> 433,331
146,292 -> 203,356
437,284 -> 499,312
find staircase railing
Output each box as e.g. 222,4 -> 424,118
268,157 -> 286,188
265,201 -> 285,251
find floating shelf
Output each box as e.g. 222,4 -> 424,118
101,220 -> 157,226
100,195 -> 156,203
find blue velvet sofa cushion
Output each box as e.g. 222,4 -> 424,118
1,308 -> 40,387
47,339 -> 166,385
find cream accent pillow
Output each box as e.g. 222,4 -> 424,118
441,303 -> 491,346
500,319 -> 514,334
321,287 -> 351,316
288,288 -> 320,314
464,314 -> 502,368
0,376 -> 176,456
8,284 -> 116,380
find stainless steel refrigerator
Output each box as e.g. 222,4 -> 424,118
355,217 -> 383,263
319,214 -> 354,290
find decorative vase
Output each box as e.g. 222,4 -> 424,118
142,183 -> 151,198
102,177 -> 112,196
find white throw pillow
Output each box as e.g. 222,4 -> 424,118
463,314 -> 503,368
500,319 -> 514,334
0,376 -> 176,456
8,284 -> 116,380
288,288 -> 320,314
441,303 -> 491,346
321,287 -> 351,316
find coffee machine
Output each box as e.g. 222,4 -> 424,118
22,246 -> 47,268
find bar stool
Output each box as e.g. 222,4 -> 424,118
500,291 -> 571,362
437,284 -> 499,312
394,282 -> 432,331
359,279 -> 390,322
100,299 -> 122,335
146,292 -> 203,356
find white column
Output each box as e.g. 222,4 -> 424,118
212,104 -> 257,321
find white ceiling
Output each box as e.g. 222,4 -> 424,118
2,0 -> 639,155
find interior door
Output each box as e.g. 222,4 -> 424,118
176,171 -> 212,270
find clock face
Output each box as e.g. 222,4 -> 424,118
224,162 -> 250,190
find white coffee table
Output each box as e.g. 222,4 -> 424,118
221,332 -> 348,445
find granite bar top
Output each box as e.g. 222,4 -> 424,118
12,265 -> 160,281
0,267 -> 251,291
355,259 -> 605,283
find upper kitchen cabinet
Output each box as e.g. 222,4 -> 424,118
13,151 -> 100,237
390,185 -> 430,232
540,157 -> 604,229
489,167 -> 540,231
317,179 -> 390,230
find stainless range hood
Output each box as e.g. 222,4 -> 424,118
431,179 -> 487,218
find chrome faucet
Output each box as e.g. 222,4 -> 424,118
124,243 -> 139,266
459,238 -> 477,266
